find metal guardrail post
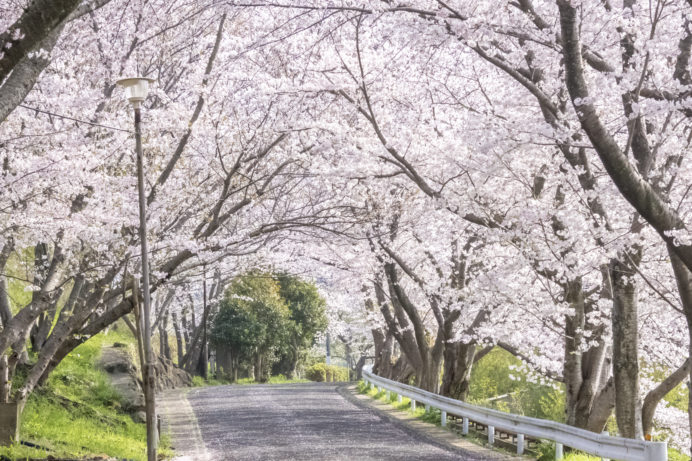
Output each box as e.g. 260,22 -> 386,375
411,400 -> 416,411
601,431 -> 610,461
397,394 -> 402,403
425,404 -> 430,413
517,434 -> 525,455
462,417 -> 469,435
644,442 -> 667,461
488,426 -> 495,446
441,410 -> 447,427
386,390 -> 390,400
555,442 -> 563,460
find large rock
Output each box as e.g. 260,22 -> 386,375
98,346 -> 145,415
154,353 -> 193,390
98,344 -> 192,422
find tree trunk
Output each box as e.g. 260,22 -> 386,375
181,323 -> 204,374
417,349 -> 442,393
564,278 -> 586,426
0,355 -> 9,403
0,278 -> 12,330
390,354 -> 415,383
288,356 -> 298,380
159,310 -> 171,361
586,378 -> 615,432
559,276 -> 615,431
667,245 -> 692,452
372,328 -> 394,378
183,313 -> 191,356
172,312 -> 184,366
610,257 -> 643,439
355,355 -> 367,380
254,353 -> 263,382
441,342 -> 476,401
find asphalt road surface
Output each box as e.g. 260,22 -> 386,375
166,382 -> 500,460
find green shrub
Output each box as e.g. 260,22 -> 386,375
306,363 -> 327,381
267,374 -> 309,384
306,363 -> 349,382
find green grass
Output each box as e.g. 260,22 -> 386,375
357,380 -> 440,423
0,323 -> 173,461
669,448 -> 691,461
266,374 -> 310,384
193,374 -> 310,387
192,375 -> 231,387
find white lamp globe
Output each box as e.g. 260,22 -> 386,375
116,77 -> 155,106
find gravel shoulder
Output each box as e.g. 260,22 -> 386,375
160,382 -> 518,461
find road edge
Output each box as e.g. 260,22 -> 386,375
158,387 -> 211,461
337,384 -> 527,461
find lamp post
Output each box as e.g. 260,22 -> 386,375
116,77 -> 157,461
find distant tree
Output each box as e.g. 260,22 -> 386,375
273,274 -> 328,378
211,274 -> 289,382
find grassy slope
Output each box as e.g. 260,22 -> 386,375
0,325 -> 170,460
1,250 -> 173,460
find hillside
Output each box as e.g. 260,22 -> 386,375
0,324 -> 170,461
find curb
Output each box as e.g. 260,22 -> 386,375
158,388 -> 211,461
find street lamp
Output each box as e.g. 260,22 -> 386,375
117,77 -> 155,107
116,76 -> 157,461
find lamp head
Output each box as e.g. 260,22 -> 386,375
116,77 -> 155,107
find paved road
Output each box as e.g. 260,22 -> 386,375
161,382 -> 500,460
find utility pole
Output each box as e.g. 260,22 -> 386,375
199,266 -> 208,379
326,332 -> 331,366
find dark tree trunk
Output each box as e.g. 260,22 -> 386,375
559,276 -> 614,432
355,355 -> 367,380
182,310 -> 191,355
390,354 -> 415,383
254,353 -> 264,382
417,350 -> 442,393
371,327 -> 394,378
441,342 -> 476,401
172,312 -> 184,366
159,310 -> 171,361
610,256 -> 642,439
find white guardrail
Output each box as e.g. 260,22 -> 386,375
362,368 -> 667,461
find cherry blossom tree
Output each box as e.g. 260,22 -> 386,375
3,0 -> 692,454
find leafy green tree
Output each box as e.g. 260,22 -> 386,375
211,272 -> 328,382
211,273 -> 290,382
273,274 -> 328,378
